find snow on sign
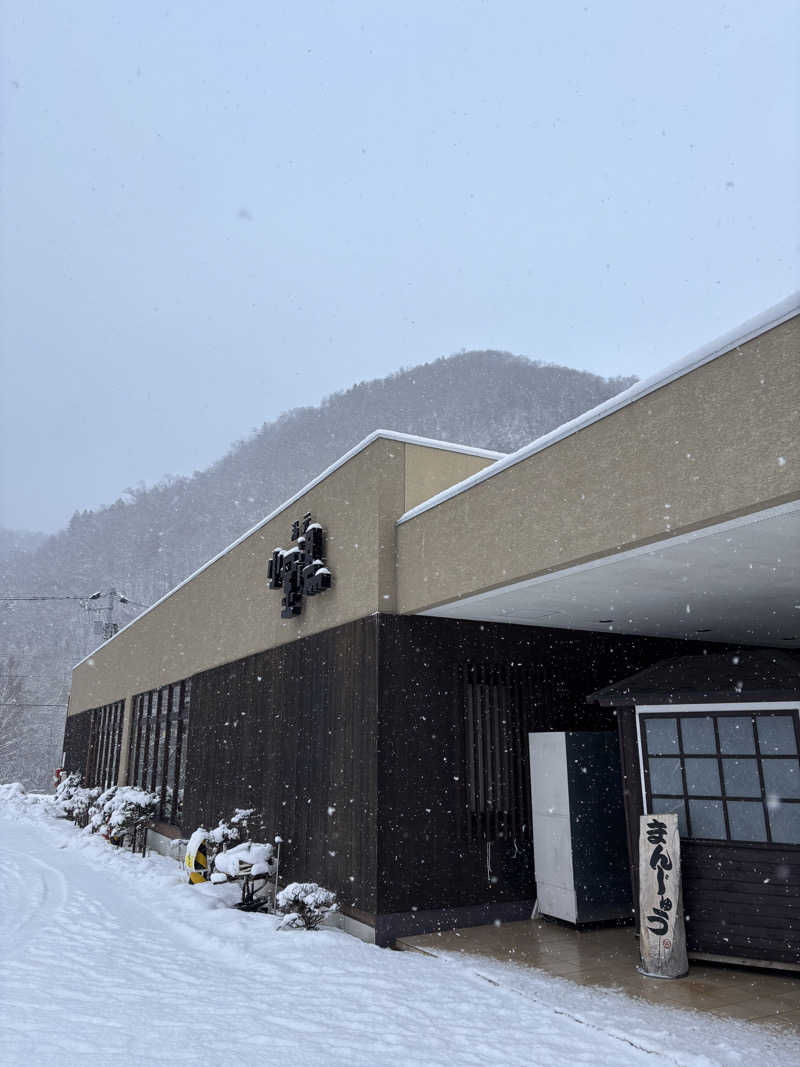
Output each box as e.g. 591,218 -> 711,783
638,813 -> 688,979
267,513 -> 332,618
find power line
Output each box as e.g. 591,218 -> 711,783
2,588 -> 148,649
1,594 -> 147,607
0,596 -> 97,602
0,702 -> 67,708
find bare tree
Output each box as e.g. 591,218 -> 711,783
0,655 -> 61,789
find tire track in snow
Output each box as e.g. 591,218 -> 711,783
0,846 -> 68,960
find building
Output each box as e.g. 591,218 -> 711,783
64,294 -> 799,964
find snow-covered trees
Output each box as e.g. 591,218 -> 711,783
0,655 -> 63,791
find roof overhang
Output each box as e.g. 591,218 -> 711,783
419,500 -> 800,648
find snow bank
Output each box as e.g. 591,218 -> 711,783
1,787 -> 799,1067
0,781 -> 25,799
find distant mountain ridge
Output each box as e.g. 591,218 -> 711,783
0,349 -> 634,787
0,528 -> 46,560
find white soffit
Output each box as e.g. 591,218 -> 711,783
420,501 -> 800,648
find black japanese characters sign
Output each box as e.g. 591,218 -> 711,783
644,817 -> 673,937
638,813 -> 688,978
267,513 -> 332,618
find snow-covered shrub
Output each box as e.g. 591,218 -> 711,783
87,786 -> 158,842
206,807 -> 258,848
54,773 -> 101,827
87,786 -> 117,833
54,771 -> 81,803
63,786 -> 101,826
276,882 -> 337,930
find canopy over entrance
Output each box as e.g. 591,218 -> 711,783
587,648 -> 800,705
418,502 -> 800,648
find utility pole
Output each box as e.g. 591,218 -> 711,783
86,589 -> 130,642
1,589 -> 138,643
104,588 -> 117,642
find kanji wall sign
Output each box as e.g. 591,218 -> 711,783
267,513 -> 332,618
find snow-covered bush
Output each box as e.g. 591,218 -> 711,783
63,786 -> 101,826
54,772 -> 101,827
87,786 -> 117,833
87,785 -> 158,842
276,882 -> 337,930
54,771 -> 81,802
206,807 -> 258,847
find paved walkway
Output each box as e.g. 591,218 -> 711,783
398,919 -> 800,1031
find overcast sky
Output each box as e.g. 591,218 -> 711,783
1,2 -> 798,533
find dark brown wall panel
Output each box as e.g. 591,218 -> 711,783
182,616 -> 378,915
682,843 -> 799,964
376,615 -> 702,918
63,709 -> 92,778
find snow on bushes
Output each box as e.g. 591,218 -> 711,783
187,809 -> 278,908
206,807 -> 258,846
86,785 -> 158,842
53,775 -> 155,842
276,882 -> 337,930
54,772 -> 101,827
54,771 -> 81,807
62,788 -> 101,826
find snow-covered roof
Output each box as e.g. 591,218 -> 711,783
397,292 -> 800,526
72,430 -> 505,671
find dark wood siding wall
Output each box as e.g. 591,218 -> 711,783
64,701 -> 124,788
376,615 -> 694,928
128,681 -> 191,826
65,611 -> 751,948
182,616 -> 378,917
85,701 -> 125,789
681,842 -> 799,965
63,709 -> 93,778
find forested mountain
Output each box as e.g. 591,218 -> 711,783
0,349 -> 634,787
0,529 -> 46,560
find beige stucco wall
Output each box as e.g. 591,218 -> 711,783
70,308 -> 799,719
70,438 -> 403,714
69,438 -> 497,716
403,444 -> 497,511
397,314 -> 800,614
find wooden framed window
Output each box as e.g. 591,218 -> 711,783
638,704 -> 800,846
458,663 -> 533,842
85,700 -> 124,789
127,679 -> 191,825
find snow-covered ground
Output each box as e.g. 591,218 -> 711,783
1,787 -> 798,1067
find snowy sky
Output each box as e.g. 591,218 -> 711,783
1,1 -> 798,533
